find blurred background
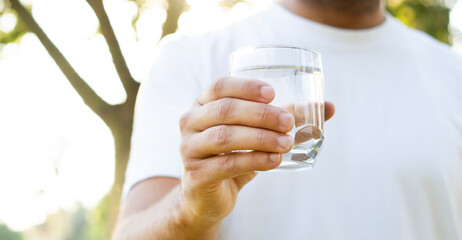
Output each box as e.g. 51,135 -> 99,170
0,0 -> 461,239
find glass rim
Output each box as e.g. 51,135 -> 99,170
230,44 -> 321,58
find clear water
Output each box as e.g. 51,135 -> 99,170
231,65 -> 324,171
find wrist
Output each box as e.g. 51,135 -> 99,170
174,189 -> 221,239
175,195 -> 221,228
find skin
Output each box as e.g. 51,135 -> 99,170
113,1 -> 385,239
281,0 -> 385,29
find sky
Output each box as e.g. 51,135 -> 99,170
0,0 -> 461,232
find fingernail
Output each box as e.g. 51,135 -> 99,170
277,135 -> 293,150
269,153 -> 281,164
260,86 -> 274,101
279,113 -> 294,131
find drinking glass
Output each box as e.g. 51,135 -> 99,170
229,45 -> 325,171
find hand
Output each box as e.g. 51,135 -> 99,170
177,77 -> 335,228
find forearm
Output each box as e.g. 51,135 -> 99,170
113,186 -> 221,240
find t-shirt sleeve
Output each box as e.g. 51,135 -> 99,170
122,36 -> 202,200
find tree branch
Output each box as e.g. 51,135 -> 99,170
86,0 -> 140,99
8,0 -> 112,121
162,0 -> 187,38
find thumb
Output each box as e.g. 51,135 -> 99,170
233,172 -> 259,191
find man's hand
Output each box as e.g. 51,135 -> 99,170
177,77 -> 335,229
113,76 -> 334,240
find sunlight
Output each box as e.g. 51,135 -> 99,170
450,1 -> 462,31
179,0 -> 229,34
0,12 -> 17,33
0,0 -> 461,234
0,0 -> 257,232
450,1 -> 462,53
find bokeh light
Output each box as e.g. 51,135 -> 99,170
0,0 -> 461,237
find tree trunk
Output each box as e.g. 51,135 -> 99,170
162,0 -> 187,38
105,102 -> 135,236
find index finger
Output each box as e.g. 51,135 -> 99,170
196,77 -> 275,105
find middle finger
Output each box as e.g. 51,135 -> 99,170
188,98 -> 295,133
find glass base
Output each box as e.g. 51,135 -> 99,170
270,142 -> 322,172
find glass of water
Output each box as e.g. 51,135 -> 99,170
229,45 -> 325,171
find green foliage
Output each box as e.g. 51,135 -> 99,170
16,199 -> 110,240
80,195 -> 110,240
0,224 -> 23,240
0,0 -> 453,46
0,1 -> 30,44
65,205 -> 89,240
386,0 -> 451,44
0,0 -> 456,239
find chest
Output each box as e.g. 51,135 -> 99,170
322,51 -> 462,178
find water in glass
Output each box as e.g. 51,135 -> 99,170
232,65 -> 324,171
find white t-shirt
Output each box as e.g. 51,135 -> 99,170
124,3 -> 462,239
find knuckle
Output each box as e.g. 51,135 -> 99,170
215,98 -> 235,120
257,105 -> 272,122
256,129 -> 266,145
183,162 -> 204,186
224,154 -> 239,173
179,138 -> 190,156
250,153 -> 259,170
211,77 -> 227,97
210,125 -> 231,146
179,111 -> 192,132
183,160 -> 200,173
242,79 -> 251,96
